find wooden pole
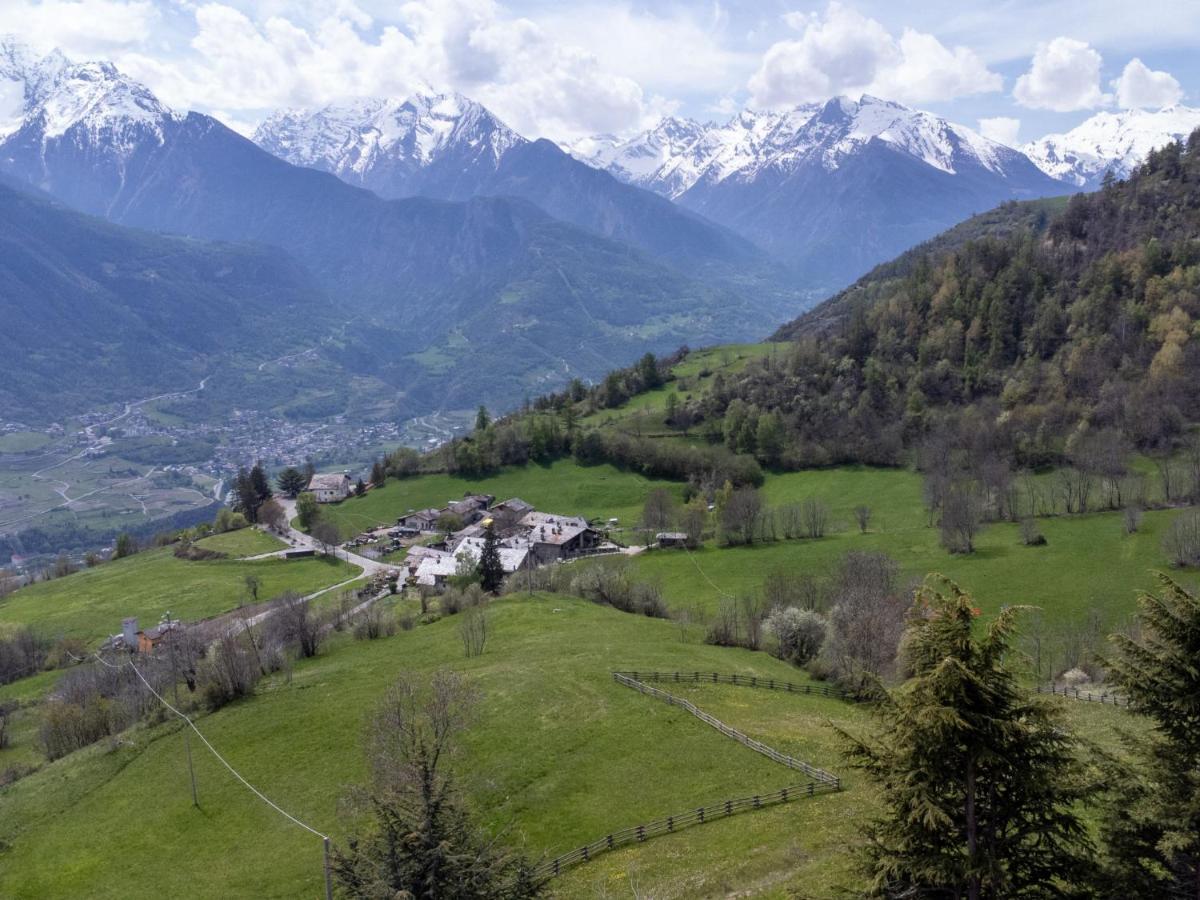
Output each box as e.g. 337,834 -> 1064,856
167,617 -> 199,808
323,836 -> 334,900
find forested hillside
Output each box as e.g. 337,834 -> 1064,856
424,132 -> 1200,494
744,132 -> 1200,467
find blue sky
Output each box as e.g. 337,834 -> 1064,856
4,0 -> 1196,143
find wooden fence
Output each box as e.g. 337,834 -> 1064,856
532,671 -> 847,882
1035,683 -> 1128,707
612,670 -> 853,699
612,673 -> 842,784
532,779 -> 839,880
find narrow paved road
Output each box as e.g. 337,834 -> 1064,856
271,497 -> 398,578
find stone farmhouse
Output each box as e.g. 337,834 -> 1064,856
308,473 -> 352,503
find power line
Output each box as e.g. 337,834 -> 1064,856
69,649 -> 329,840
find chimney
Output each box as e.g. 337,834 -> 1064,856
122,617 -> 139,651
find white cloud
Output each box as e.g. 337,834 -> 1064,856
115,0 -> 657,141
536,3 -> 748,95
748,3 -> 1000,108
4,0 -> 158,56
1013,37 -> 1109,111
978,116 -> 1020,147
1113,57 -> 1183,109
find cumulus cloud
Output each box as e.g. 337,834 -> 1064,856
978,116 -> 1020,147
1113,58 -> 1183,109
748,3 -> 1000,109
1013,37 -> 1109,111
115,0 -> 656,141
4,0 -> 157,56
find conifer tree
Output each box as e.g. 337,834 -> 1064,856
477,523 -> 505,594
249,462 -> 272,504
276,466 -> 307,498
842,576 -> 1094,899
1099,575 -> 1200,898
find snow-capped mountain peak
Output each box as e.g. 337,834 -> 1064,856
1023,106 -> 1200,187
0,35 -> 69,135
253,90 -> 525,198
0,37 -> 176,147
569,94 -> 1023,199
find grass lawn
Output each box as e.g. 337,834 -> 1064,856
194,527 -> 286,557
0,431 -> 52,454
631,489 -> 1184,640
0,597 -> 873,899
315,459 -> 688,537
0,548 -> 360,643
0,594 -> 1149,899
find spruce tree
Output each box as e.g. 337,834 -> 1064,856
842,576 -> 1094,899
276,467 -> 307,498
477,523 -> 505,594
249,462 -> 272,504
1099,575 -> 1200,898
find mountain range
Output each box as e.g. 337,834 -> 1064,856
1021,105 -> 1200,188
0,38 -> 791,423
1,34 -> 1195,427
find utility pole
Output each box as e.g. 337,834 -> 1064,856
323,836 -> 333,900
165,611 -> 198,808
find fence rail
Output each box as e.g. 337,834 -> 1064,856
532,779 -> 838,880
613,673 -> 841,784
1036,683 -> 1128,707
532,671 -> 849,882
612,670 -> 853,700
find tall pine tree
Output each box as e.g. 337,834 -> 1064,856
842,576 -> 1094,899
477,523 -> 505,594
1099,575 -> 1200,898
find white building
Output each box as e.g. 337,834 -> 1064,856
308,473 -> 351,503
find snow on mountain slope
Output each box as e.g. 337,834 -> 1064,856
570,95 -> 1026,199
0,36 -> 176,153
1023,106 -> 1200,188
253,91 -> 525,200
0,35 -> 68,136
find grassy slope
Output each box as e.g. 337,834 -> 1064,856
635,464 -> 1178,633
194,527 -> 287,557
0,547 -> 359,643
0,596 -> 1146,899
0,596 -> 864,898
316,459 -> 687,537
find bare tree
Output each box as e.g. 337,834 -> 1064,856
641,488 -> 677,537
1123,505 -> 1144,535
459,604 -> 489,658
719,488 -> 762,545
1163,510 -> 1200,568
822,551 -> 908,688
198,634 -> 261,711
257,498 -> 287,533
940,481 -> 983,554
854,505 -> 872,533
680,501 -> 707,548
269,591 -> 326,658
311,521 -> 341,555
801,497 -> 829,538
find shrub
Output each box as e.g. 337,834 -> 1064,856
765,607 -> 828,665
1019,517 -> 1046,546
1163,510 -> 1200,567
198,636 -> 261,711
353,605 -> 397,640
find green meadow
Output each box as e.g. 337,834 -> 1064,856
0,545 -> 359,643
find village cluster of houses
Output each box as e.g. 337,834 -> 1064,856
395,494 -> 620,589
